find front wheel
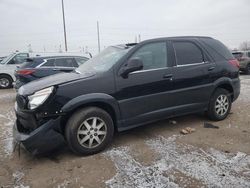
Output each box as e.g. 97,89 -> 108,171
65,107 -> 114,155
207,88 -> 232,121
0,75 -> 13,89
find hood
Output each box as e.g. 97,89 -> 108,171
18,71 -> 95,96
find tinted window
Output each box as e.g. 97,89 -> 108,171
55,58 -> 76,67
20,58 -> 44,68
42,59 -> 55,67
75,57 -> 88,66
173,42 -> 203,65
201,38 -> 234,60
130,42 -> 167,70
248,52 -> 250,57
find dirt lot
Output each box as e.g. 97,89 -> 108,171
0,76 -> 250,188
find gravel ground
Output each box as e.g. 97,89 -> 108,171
0,75 -> 249,188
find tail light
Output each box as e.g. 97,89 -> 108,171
228,59 -> 240,69
16,69 -> 35,75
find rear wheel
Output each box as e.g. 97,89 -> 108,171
207,88 -> 232,121
0,75 -> 13,89
65,107 -> 114,155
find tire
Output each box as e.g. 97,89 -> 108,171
0,75 -> 13,89
65,107 -> 114,155
207,88 -> 232,121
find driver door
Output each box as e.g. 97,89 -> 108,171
115,41 -> 174,127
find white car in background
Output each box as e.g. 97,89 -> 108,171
0,52 -> 29,89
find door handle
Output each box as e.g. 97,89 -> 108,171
208,66 -> 215,71
163,74 -> 173,81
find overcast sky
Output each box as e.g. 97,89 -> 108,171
0,0 -> 249,56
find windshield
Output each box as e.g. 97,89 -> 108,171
77,46 -> 129,73
0,53 -> 14,64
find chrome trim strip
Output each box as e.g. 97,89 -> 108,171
36,59 -> 47,68
176,61 -> 205,67
130,67 -> 169,74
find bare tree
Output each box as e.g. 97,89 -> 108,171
239,41 -> 250,51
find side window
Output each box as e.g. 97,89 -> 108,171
9,53 -> 29,64
75,57 -> 88,66
55,58 -> 75,67
248,52 -> 250,58
129,42 -> 167,70
173,42 -> 203,65
42,59 -> 55,67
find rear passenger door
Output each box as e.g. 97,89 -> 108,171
170,40 -> 216,113
34,59 -> 57,78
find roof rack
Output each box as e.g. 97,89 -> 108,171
125,43 -> 138,47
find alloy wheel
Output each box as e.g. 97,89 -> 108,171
215,94 -> 229,116
77,117 -> 107,149
0,78 -> 10,88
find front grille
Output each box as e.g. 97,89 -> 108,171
16,94 -> 27,109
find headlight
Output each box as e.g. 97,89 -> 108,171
28,86 -> 54,110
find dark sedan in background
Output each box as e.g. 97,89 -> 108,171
14,55 -> 89,89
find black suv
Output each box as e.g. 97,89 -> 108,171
14,56 -> 89,89
14,36 -> 240,155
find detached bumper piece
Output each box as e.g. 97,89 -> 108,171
13,117 -> 65,155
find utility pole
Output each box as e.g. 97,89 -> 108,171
135,36 -> 137,43
97,21 -> 101,53
61,0 -> 68,52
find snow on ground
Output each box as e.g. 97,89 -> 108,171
13,170 -> 29,188
0,110 -> 15,157
0,92 -> 16,100
105,135 -> 250,188
239,76 -> 250,102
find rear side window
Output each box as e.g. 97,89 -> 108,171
75,57 -> 88,66
201,38 -> 234,60
55,58 -> 77,67
173,42 -> 203,65
42,59 -> 55,67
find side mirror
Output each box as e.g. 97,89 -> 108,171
120,58 -> 143,78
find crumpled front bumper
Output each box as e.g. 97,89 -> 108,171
13,117 -> 65,155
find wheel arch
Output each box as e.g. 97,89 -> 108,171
60,93 -> 121,132
0,73 -> 14,81
212,78 -> 234,101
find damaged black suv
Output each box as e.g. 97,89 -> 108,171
14,36 -> 240,155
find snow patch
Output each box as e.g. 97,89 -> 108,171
13,170 -> 29,188
0,110 -> 15,157
0,92 -> 16,100
105,136 -> 250,188
239,79 -> 250,102
147,136 -> 250,188
57,180 -> 71,188
104,147 -> 178,188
